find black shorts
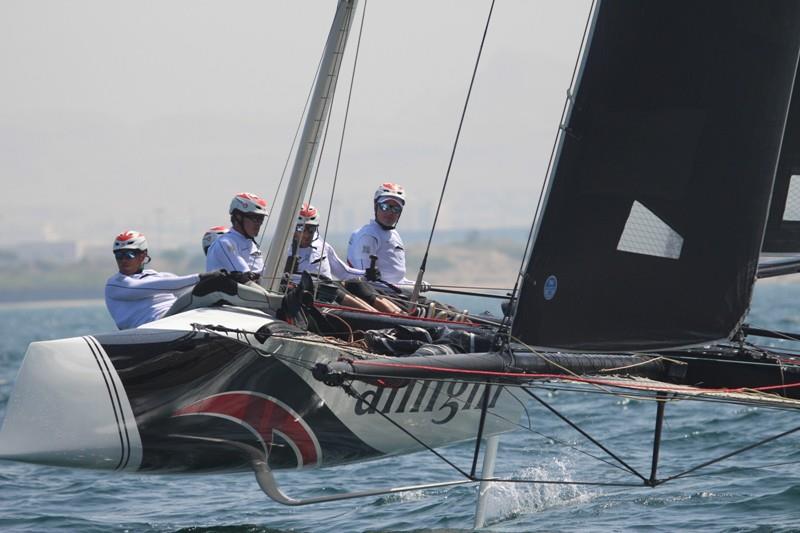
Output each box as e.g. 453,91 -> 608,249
343,280 -> 379,305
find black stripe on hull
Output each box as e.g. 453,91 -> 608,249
96,332 -> 381,473
82,336 -> 129,471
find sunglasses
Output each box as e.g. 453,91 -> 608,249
114,250 -> 142,260
295,224 -> 318,233
377,203 -> 403,214
243,213 -> 265,222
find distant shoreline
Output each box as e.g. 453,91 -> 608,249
0,298 -> 105,310
0,274 -> 795,310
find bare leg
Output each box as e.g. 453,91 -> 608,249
371,296 -> 404,314
338,293 -> 379,312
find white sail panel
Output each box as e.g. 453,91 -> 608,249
617,201 -> 683,260
782,175 -> 800,221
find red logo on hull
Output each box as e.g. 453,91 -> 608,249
173,391 -> 321,467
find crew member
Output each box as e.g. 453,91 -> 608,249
289,204 -> 362,281
105,230 -> 222,330
287,203 -> 403,313
206,192 -> 268,281
202,226 -> 228,255
347,182 -> 415,285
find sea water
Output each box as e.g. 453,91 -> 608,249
1,284 -> 800,532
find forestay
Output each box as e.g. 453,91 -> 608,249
512,1 -> 800,351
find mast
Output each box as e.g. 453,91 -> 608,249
261,0 -> 358,292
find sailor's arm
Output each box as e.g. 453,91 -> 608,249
327,243 -> 364,280
105,273 -> 200,301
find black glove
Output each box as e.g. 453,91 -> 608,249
228,271 -> 259,284
198,269 -> 227,282
365,265 -> 381,282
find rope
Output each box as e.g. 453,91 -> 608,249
343,357 -> 800,397
191,321 -> 800,489
196,311 -> 800,409
427,283 -> 513,292
599,355 -> 686,373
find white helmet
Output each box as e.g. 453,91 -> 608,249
296,203 -> 320,226
202,226 -> 228,254
229,192 -> 269,216
374,182 -> 405,205
113,230 -> 148,252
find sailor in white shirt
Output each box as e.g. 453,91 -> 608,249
105,231 -> 202,330
206,192 -> 268,280
348,182 -> 414,285
288,204 -> 364,281
287,204 -> 403,313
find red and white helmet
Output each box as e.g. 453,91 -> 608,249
113,230 -> 148,252
296,203 -> 320,226
229,192 -> 269,216
374,182 -> 405,205
202,226 -> 228,253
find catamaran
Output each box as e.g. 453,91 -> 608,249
4,1 -> 800,528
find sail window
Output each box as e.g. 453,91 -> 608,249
617,201 -> 683,260
782,175 -> 800,221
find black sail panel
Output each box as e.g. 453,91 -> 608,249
763,69 -> 800,254
512,1 -> 800,351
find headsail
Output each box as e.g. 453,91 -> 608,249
512,1 -> 800,351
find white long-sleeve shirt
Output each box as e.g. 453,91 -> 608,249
286,238 -> 364,280
347,220 -> 412,285
105,269 -> 200,329
205,229 -> 264,273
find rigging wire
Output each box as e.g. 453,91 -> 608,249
314,0 -> 369,300
315,369 -> 683,486
280,0 -> 367,296
189,323 -> 800,489
190,325 -> 623,475
258,48 -> 326,258
501,0 -> 598,335
193,318 -> 800,410
342,383 -> 475,479
654,423 -> 800,486
263,2 -> 356,276
667,458 -> 800,480
522,387 -> 648,482
194,320 -> 800,412
411,0 -> 496,298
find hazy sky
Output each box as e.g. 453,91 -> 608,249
0,0 -> 591,250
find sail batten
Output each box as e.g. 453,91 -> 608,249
512,1 -> 800,351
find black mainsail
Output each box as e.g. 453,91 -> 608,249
512,1 -> 800,351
